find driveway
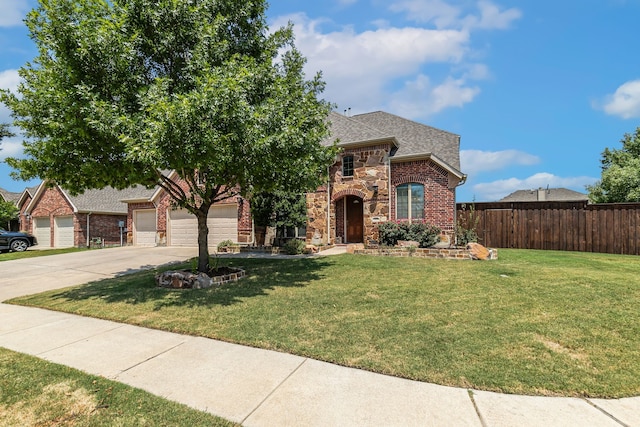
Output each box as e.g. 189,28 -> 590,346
0,246 -> 198,302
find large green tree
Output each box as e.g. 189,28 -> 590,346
1,0 -> 335,272
587,127 -> 640,203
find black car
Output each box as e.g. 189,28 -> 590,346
0,228 -> 37,252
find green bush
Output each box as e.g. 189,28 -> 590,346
282,238 -> 306,255
377,221 -> 441,248
217,239 -> 234,250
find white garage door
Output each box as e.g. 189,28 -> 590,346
134,209 -> 156,246
54,216 -> 74,248
33,217 -> 51,248
169,205 -> 238,248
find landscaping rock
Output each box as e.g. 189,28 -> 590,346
467,242 -> 490,260
156,268 -> 245,289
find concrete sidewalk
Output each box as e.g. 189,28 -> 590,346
0,247 -> 638,426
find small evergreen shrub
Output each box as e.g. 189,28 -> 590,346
377,221 -> 441,248
217,239 -> 235,250
283,238 -> 306,255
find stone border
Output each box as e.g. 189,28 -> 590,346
353,247 -> 498,260
156,267 -> 246,289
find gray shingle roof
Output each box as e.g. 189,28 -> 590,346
323,111 -> 462,172
0,188 -> 21,204
500,188 -> 589,202
66,186 -> 154,214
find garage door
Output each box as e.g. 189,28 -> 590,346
134,209 -> 156,246
169,205 -> 237,247
33,217 -> 51,248
54,216 -> 74,248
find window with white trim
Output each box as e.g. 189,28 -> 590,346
396,183 -> 424,221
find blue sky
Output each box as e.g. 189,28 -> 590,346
1,0 -> 640,202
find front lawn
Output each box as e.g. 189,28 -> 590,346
9,250 -> 640,398
0,348 -> 236,426
0,247 -> 86,261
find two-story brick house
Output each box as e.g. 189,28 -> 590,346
306,111 -> 466,246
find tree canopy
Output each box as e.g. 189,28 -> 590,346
587,127 -> 640,203
1,0 -> 336,271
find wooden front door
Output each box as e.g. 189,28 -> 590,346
346,196 -> 364,243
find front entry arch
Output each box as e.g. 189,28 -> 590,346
345,195 -> 364,243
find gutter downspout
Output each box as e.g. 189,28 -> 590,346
326,166 -> 331,245
86,212 -> 92,248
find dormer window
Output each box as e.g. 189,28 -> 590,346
342,155 -> 354,177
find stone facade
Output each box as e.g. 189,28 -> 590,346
307,143 -> 392,245
306,144 -> 458,245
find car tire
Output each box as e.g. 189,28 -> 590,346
10,239 -> 28,252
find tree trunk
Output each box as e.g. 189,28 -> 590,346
196,210 -> 210,273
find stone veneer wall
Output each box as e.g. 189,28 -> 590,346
307,145 -> 460,244
307,143 -> 392,245
354,247 -> 498,260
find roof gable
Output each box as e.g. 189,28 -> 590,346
352,111 -> 461,170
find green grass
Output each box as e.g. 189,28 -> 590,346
0,247 -> 86,261
9,249 -> 640,398
0,347 -> 236,426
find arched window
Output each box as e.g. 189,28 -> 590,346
396,183 -> 424,221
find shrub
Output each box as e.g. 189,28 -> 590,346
283,238 -> 306,255
377,221 -> 441,248
217,239 -> 234,250
456,204 -> 479,246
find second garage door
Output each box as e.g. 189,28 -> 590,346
169,205 -> 238,247
54,216 -> 74,248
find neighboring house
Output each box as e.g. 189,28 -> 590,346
0,187 -> 22,231
500,188 -> 589,202
21,182 -> 138,248
306,111 -> 466,245
121,170 -> 253,247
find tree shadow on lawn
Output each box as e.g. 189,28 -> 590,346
46,257 -> 333,309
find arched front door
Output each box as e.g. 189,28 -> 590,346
345,195 -> 364,243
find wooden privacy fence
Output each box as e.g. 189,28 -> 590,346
456,201 -> 640,255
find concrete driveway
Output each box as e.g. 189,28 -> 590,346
0,246 -> 198,302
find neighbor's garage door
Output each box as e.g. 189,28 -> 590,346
134,209 -> 156,246
33,217 -> 51,248
54,216 -> 74,248
168,205 -> 237,247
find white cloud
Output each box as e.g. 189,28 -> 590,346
601,79 -> 640,119
0,135 -> 24,160
0,0 -> 30,27
471,172 -> 598,201
464,1 -> 523,30
390,0 -> 521,31
461,149 -> 540,175
0,69 -> 22,124
274,13 -> 472,116
389,0 -> 461,29
389,75 -> 480,118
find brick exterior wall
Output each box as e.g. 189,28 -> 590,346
391,160 -> 456,233
307,150 -> 458,245
127,178 -> 252,246
77,213 -> 127,247
27,186 -> 126,248
18,194 -> 32,233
